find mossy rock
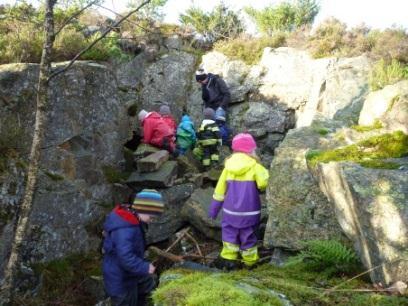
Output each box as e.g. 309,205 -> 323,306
307,131 -> 408,168
153,264 -> 408,306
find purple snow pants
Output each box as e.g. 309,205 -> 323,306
221,223 -> 258,250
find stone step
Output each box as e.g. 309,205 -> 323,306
126,160 -> 178,188
137,150 -> 169,173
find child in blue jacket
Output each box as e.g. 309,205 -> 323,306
215,107 -> 231,147
102,189 -> 165,306
176,114 -> 196,155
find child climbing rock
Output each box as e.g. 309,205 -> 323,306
102,189 -> 165,306
215,107 -> 231,147
193,107 -> 222,168
208,133 -> 269,269
176,114 -> 196,155
138,109 -> 176,154
159,104 -> 177,135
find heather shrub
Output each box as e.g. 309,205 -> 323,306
308,18 -> 347,58
214,34 -> 287,65
180,4 -> 244,42
245,0 -> 319,35
0,22 -> 43,63
369,28 -> 408,64
53,27 -> 88,61
369,59 -> 408,91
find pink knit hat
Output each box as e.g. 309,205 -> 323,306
232,133 -> 257,154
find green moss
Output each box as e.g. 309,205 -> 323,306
44,170 -> 65,181
0,116 -> 27,173
102,165 -> 130,183
351,119 -> 383,132
307,131 -> 408,168
386,95 -> 400,112
127,103 -> 138,117
315,127 -> 330,135
15,252 -> 102,305
359,160 -> 400,169
154,264 -> 408,306
154,271 -> 282,306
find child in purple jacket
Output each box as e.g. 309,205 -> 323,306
208,133 -> 269,269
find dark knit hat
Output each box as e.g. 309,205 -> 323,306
203,107 -> 215,120
132,189 -> 165,215
159,105 -> 171,115
195,69 -> 207,82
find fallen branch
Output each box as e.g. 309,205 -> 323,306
165,227 -> 190,253
150,246 -> 217,263
324,257 -> 408,295
149,246 -> 184,263
185,232 -> 203,257
184,254 -> 217,261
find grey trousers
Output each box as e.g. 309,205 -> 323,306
110,274 -> 156,306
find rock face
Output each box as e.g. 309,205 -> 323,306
0,62 -> 129,273
192,48 -> 371,130
145,184 -> 194,244
263,123 -> 347,249
317,162 -> 408,285
139,51 -> 196,120
359,80 -> 408,133
258,48 -> 371,127
181,188 -> 221,241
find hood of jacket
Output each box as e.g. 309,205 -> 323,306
144,111 -> 161,121
103,205 -> 139,234
181,115 -> 192,123
224,152 -> 257,176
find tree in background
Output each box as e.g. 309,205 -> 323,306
179,4 -> 244,42
0,1 -> 151,303
127,0 -> 167,21
245,0 -> 319,35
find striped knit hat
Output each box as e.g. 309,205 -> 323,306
132,189 -> 165,215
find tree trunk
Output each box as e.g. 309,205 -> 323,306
0,1 -> 152,303
0,0 -> 56,303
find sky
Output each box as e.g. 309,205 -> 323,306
1,0 -> 407,30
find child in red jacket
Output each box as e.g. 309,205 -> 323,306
159,105 -> 177,135
138,109 -> 176,153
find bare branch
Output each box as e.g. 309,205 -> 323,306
95,3 -> 150,32
54,0 -> 99,36
165,227 -> 191,253
48,0 -> 152,81
185,231 -> 203,257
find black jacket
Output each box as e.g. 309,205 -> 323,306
201,73 -> 231,110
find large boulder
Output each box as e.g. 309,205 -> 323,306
191,48 -> 371,138
359,80 -> 408,133
181,188 -> 221,240
0,62 -> 129,272
145,184 -> 194,244
263,122 -> 347,249
258,48 -> 371,127
317,162 -> 408,285
139,51 -> 196,120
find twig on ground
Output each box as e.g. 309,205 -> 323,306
185,232 -> 203,257
165,227 -> 190,253
149,246 -> 184,263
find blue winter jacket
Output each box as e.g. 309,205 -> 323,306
176,115 -> 196,151
102,206 -> 150,297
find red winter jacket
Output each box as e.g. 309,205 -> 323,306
162,115 -> 177,135
141,112 -> 175,150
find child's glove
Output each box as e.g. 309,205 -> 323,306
208,200 -> 222,220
